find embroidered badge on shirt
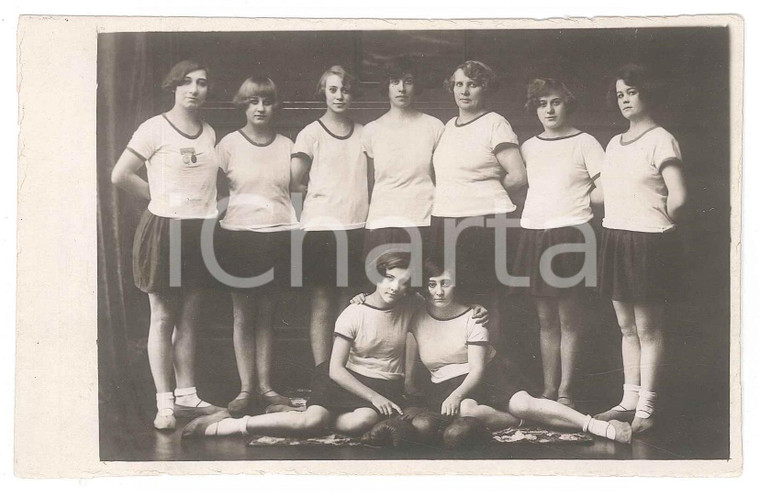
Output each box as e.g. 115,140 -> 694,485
180,147 -> 198,165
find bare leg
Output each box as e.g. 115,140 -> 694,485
147,292 -> 178,394
173,288 -> 203,389
535,297 -> 560,400
229,291 -> 255,414
182,405 -> 332,438
596,300 -> 640,422
507,391 -> 631,443
557,294 -> 584,407
459,398 -> 521,430
333,407 -> 382,436
631,301 -> 665,433
310,286 -> 334,366
255,291 -> 290,405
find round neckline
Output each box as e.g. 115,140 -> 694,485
238,129 -> 276,147
426,307 -> 472,321
536,131 -> 583,141
620,126 -> 660,146
455,111 -> 492,128
317,119 -> 354,140
162,113 -> 203,140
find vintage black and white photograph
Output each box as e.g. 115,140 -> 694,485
14,13 -> 743,478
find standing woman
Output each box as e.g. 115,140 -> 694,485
595,64 -> 687,434
512,78 -> 605,408
431,60 -> 527,344
111,60 -> 221,430
291,66 -> 369,367
362,55 -> 444,265
215,75 -> 299,415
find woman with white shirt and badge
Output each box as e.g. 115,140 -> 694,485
214,75 -> 299,415
111,60 -> 222,430
512,78 -> 605,409
595,64 -> 687,435
430,60 -> 527,345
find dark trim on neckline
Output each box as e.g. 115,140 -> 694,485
620,126 -> 660,146
238,129 -> 276,147
537,131 -> 584,142
318,119 -> 354,140
426,307 -> 472,321
455,111 -> 492,128
162,113 -> 203,140
363,302 -> 395,312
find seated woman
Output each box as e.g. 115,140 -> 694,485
182,251 -> 420,438
406,258 -> 633,444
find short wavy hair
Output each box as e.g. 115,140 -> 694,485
375,251 -> 412,277
608,63 -> 666,110
445,60 -> 499,94
161,59 -> 209,92
524,78 -> 578,114
315,65 -> 359,99
380,55 -> 424,96
232,74 -> 280,110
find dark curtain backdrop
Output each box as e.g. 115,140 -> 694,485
97,29 -> 732,438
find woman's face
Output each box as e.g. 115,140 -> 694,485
616,79 -> 647,121
174,69 -> 208,110
452,69 -> 485,113
376,266 -> 411,306
426,270 -> 456,308
245,92 -> 275,128
536,92 -> 569,130
388,74 -> 416,109
324,74 -> 352,114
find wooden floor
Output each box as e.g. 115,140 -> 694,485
99,328 -> 730,462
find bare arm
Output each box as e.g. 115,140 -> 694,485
496,146 -> 527,193
589,178 -> 604,207
366,156 -> 375,201
329,336 -> 402,416
404,333 -> 420,396
661,161 -> 688,223
441,344 -> 487,416
289,155 -> 310,194
111,149 -> 150,200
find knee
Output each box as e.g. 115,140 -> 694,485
537,312 -> 559,331
297,409 -> 331,433
636,325 -> 663,342
507,391 -> 532,417
336,409 -> 380,435
149,311 -> 174,333
459,399 -> 478,417
619,322 -> 638,338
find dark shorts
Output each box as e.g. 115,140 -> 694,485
429,214 -> 519,294
214,228 -> 291,291
363,226 -> 432,266
511,223 -> 593,297
598,228 -> 681,302
425,356 -> 526,412
132,209 -> 217,293
296,229 -> 365,288
306,362 -> 404,415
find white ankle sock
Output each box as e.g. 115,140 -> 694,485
156,392 -> 175,416
175,386 -> 211,407
583,415 -> 616,441
205,417 -> 249,436
616,383 -> 640,411
635,390 -> 657,419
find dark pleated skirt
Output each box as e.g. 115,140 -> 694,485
598,228 -> 681,302
132,209 -> 216,293
511,224 -> 593,297
297,229 -> 365,288
306,362 -> 404,414
425,355 -> 526,412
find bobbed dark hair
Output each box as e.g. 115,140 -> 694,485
375,251 -> 411,277
608,63 -> 667,110
161,59 -> 209,92
380,55 -> 424,96
444,60 -> 499,94
524,78 -> 578,114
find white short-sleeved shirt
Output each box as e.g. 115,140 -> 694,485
602,127 -> 682,233
292,120 -> 368,231
411,308 -> 496,384
432,112 -> 520,217
216,131 -> 298,232
126,114 -> 218,219
520,132 -> 604,229
333,295 -> 422,381
362,113 -> 444,229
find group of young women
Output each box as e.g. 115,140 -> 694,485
111,55 -> 687,445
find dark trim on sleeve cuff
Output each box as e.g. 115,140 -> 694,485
493,142 -> 519,154
466,341 -> 490,346
333,332 -> 354,342
659,158 -> 683,170
126,147 -> 147,162
291,152 -> 313,163
589,172 -> 601,182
